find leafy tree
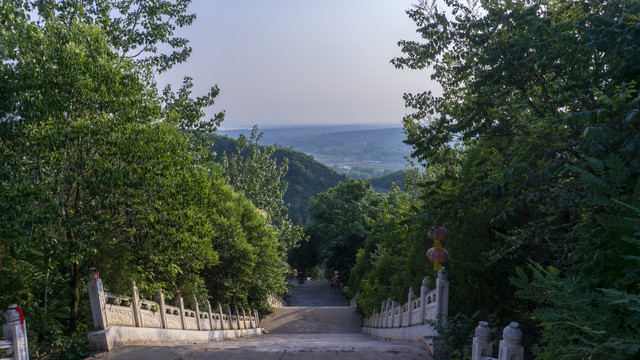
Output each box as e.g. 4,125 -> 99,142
220,126 -> 304,249
305,179 -> 385,280
27,0 -> 196,72
0,15 -> 217,336
388,0 -> 640,357
348,186 -> 428,316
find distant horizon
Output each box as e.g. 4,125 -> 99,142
217,122 -> 404,131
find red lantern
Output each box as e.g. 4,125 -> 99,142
428,225 -> 450,242
427,225 -> 450,271
427,247 -> 449,263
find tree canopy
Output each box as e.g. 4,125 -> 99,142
0,2 -> 288,357
381,0 -> 640,358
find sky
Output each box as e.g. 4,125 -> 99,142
157,0 -> 439,130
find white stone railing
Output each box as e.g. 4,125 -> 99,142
267,293 -> 284,308
1,304 -> 29,360
87,268 -> 261,351
472,321 -> 524,360
363,269 -> 449,329
361,269 -> 449,354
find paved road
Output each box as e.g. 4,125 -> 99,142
87,280 -> 432,359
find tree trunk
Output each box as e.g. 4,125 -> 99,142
69,261 -> 80,333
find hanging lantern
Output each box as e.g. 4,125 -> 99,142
427,225 -> 449,271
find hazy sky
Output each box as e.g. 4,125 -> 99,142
157,0 -> 439,129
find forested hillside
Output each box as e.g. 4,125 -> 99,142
218,126 -> 411,177
210,135 -> 348,223
368,170 -> 407,192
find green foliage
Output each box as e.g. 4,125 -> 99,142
303,179 -> 385,281
210,134 -> 348,224
348,187 -> 427,316
0,2 -> 288,358
219,126 -> 305,250
387,0 -> 640,358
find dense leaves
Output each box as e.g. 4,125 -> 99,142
377,0 -> 640,358
0,2 -> 287,357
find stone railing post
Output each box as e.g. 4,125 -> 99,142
132,282 -> 142,328
254,309 -> 260,328
472,321 -> 493,360
207,300 -> 215,330
217,302 -> 226,330
156,291 -> 167,329
87,268 -> 108,330
241,308 -> 249,329
407,287 -> 414,326
226,305 -> 234,330
378,300 -> 387,328
498,323 -> 524,360
385,298 -> 393,328
3,304 -> 29,360
193,297 -> 201,331
248,308 -> 255,328
436,269 -> 449,326
176,292 -> 186,330
419,276 -> 429,325
234,306 -> 241,329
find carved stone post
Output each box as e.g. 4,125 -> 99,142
207,300 -> 215,330
379,301 -> 385,328
226,305 -> 234,330
407,287 -> 414,326
241,308 -> 249,329
436,269 -> 449,326
132,282 -> 142,327
87,268 -> 108,329
419,276 -> 429,325
254,309 -> 260,328
193,297 -> 201,331
234,306 -> 242,329
176,292 -> 186,330
3,304 -> 29,360
498,322 -> 524,360
472,321 -> 493,360
217,302 -> 226,330
383,300 -> 388,328
156,291 -> 167,329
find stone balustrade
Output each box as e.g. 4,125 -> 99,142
87,268 -> 262,351
361,269 -> 449,354
363,269 -> 449,330
472,321 -> 525,360
1,304 -> 29,360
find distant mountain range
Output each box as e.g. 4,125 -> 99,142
210,135 -> 347,223
210,133 -> 409,223
217,125 -> 412,178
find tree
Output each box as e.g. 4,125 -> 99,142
305,179 -> 384,280
393,0 -> 640,357
221,126 -> 304,250
0,16 -> 217,334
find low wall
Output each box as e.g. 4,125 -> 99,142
360,269 -> 450,356
89,326 -> 262,351
87,268 -> 262,351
